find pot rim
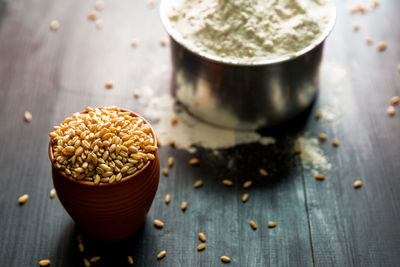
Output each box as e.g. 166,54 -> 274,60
48,107 -> 158,187
160,0 -> 336,66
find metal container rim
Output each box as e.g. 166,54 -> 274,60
160,0 -> 336,66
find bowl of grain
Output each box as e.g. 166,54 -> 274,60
48,107 -> 160,241
160,0 -> 336,129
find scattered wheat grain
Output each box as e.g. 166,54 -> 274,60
318,133 -> 327,141
168,156 -> 174,167
197,243 -> 206,251
127,256 -> 134,264
39,259 -> 51,266
165,193 -> 170,204
50,20 -> 60,31
315,174 -> 325,180
259,169 -> 268,176
83,258 -> 91,267
189,158 -> 199,165
250,220 -> 257,230
162,168 -> 169,176
222,179 -> 233,187
181,201 -> 187,211
154,219 -> 164,228
354,180 -> 362,188
377,42 -> 387,51
194,180 -> 203,188
157,250 -> 166,260
50,188 -> 56,198
268,221 -> 277,228
391,96 -> 399,105
88,11 -> 97,21
242,193 -> 249,203
18,194 -> 29,204
221,256 -> 231,263
198,232 -> 206,242
242,180 -> 252,189
24,111 -> 32,122
90,256 -> 101,263
332,138 -> 339,147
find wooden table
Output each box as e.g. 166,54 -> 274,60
0,0 -> 399,266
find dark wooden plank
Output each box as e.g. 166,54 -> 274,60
0,0 -> 314,266
303,0 -> 400,266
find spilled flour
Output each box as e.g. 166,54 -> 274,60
139,87 -> 275,153
296,136 -> 331,173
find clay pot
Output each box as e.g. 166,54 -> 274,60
48,108 -> 160,241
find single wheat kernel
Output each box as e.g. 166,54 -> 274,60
147,0 -> 156,8
95,0 -> 104,11
133,91 -> 140,98
105,81 -> 114,89
259,169 -> 268,176
221,256 -> 231,263
154,219 -> 164,228
168,156 -> 174,167
50,20 -> 60,31
131,39 -> 138,48
127,255 -> 134,264
194,180 -> 203,188
50,188 -> 56,198
95,19 -> 104,29
157,250 -> 166,260
268,221 -> 277,228
181,201 -> 187,211
315,174 -> 325,180
366,37 -> 373,45
197,243 -> 206,251
24,111 -> 32,122
371,0 -> 379,9
88,11 -> 97,21
162,168 -> 169,176
315,109 -> 322,119
160,39 -> 168,47
83,258 -> 91,267
294,147 -> 302,155
242,180 -> 252,189
222,179 -> 233,187
165,193 -> 171,204
354,180 -> 362,188
189,158 -> 199,165
198,232 -> 206,242
387,106 -> 395,116
242,193 -> 249,203
18,194 -> 29,204
250,220 -> 257,230
377,42 -> 387,51
353,24 -> 360,31
391,96 -> 399,105
78,243 -> 84,252
318,133 -> 327,141
39,259 -> 51,266
332,138 -> 339,147
170,117 -> 178,125
90,256 -> 101,263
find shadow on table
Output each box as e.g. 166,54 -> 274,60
56,221 -> 152,266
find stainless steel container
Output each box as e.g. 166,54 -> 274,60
160,1 -> 336,130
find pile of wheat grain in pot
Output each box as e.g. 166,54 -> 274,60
49,107 -> 157,184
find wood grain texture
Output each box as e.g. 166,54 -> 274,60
0,0 -> 399,266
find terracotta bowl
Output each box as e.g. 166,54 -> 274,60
48,108 -> 160,241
